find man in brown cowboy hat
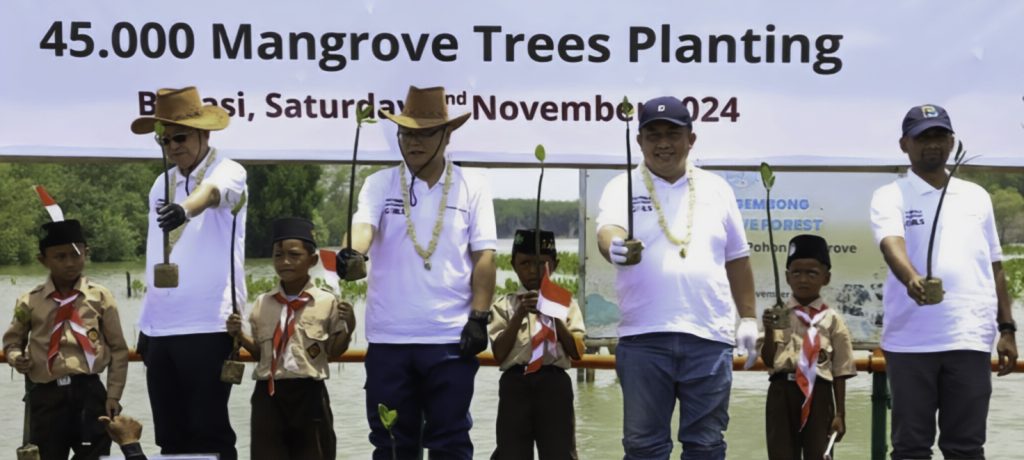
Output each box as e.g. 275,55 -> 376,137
131,86 -> 247,459
341,85 -> 497,459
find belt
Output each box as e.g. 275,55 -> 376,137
503,364 -> 565,374
39,373 -> 100,387
769,372 -> 798,382
769,373 -> 833,384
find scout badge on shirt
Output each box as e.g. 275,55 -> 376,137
617,97 -> 643,265
307,343 -> 321,359
221,190 -> 248,385
526,265 -> 572,374
922,140 -> 969,305
759,163 -> 789,330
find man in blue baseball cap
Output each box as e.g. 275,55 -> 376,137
596,96 -> 757,459
871,103 -> 1018,459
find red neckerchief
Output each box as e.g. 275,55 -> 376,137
267,292 -> 311,396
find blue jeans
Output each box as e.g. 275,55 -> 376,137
617,332 -> 733,460
365,343 -> 480,460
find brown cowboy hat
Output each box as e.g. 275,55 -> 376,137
381,86 -> 470,130
130,87 -> 230,134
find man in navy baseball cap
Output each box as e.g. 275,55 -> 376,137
902,104 -> 954,138
596,93 -> 758,460
638,96 -> 693,130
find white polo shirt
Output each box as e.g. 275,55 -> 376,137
354,162 -> 497,344
870,170 -> 1002,353
140,148 -> 248,337
596,165 -> 750,345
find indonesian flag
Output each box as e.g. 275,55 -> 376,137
320,249 -> 340,286
525,267 -> 572,374
35,185 -> 64,222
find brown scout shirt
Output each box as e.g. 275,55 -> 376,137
764,296 -> 857,381
249,282 -> 350,381
2,276 -> 129,400
488,288 -> 586,372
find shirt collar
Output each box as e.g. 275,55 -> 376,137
42,276 -> 86,299
175,147 -> 217,180
268,279 -> 316,299
402,159 -> 451,191
906,168 -> 961,196
786,295 -> 826,311
639,163 -> 692,188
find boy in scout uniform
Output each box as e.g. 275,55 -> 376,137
489,229 -> 585,459
226,217 -> 355,460
3,220 -> 129,460
760,234 -> 857,460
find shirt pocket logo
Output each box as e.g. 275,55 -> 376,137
904,209 -> 926,227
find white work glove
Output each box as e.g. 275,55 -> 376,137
736,317 -> 760,370
609,236 -> 643,265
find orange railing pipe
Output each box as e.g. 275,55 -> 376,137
3,348 -> 1020,373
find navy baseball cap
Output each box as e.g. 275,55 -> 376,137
638,96 -> 692,130
902,104 -> 954,138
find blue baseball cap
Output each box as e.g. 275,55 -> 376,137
638,96 -> 692,130
902,104 -> 954,138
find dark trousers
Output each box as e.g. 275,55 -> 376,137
141,332 -> 237,460
765,376 -> 834,460
365,343 -> 480,460
28,374 -> 111,460
251,379 -> 336,460
884,350 -> 991,460
491,365 -> 577,460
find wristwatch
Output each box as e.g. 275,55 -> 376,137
469,309 -> 491,322
998,321 -> 1017,334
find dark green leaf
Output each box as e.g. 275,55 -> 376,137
535,144 -> 546,163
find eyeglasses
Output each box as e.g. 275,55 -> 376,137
786,269 -> 823,280
156,131 -> 194,146
397,127 -> 446,142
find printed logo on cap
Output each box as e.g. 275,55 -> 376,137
657,105 -> 666,112
921,105 -> 939,118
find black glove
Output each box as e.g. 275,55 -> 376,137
157,203 -> 188,231
459,311 -> 490,357
335,248 -> 368,281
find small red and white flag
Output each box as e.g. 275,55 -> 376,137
320,249 -> 340,287
526,267 -> 572,374
36,185 -> 65,222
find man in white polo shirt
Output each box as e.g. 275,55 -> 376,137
596,96 -> 758,460
340,86 -> 497,460
870,104 -> 1017,460
131,87 -> 247,460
